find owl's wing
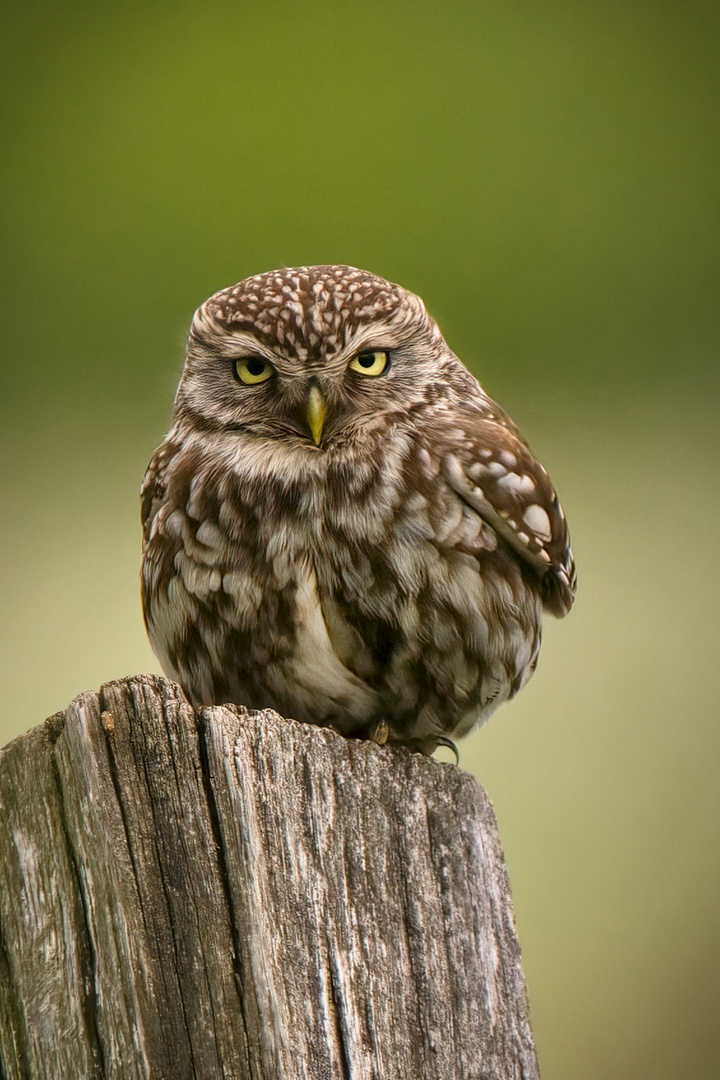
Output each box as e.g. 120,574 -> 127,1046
140,444 -> 174,543
444,415 -> 576,617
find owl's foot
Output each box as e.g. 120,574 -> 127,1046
368,719 -> 389,746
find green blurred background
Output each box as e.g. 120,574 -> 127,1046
2,1 -> 718,1074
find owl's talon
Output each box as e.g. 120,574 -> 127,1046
434,736 -> 460,765
368,720 -> 389,746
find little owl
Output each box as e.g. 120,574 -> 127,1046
141,266 -> 575,754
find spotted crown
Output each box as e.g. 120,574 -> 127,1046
191,265 -> 440,362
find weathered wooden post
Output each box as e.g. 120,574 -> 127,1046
0,674 -> 538,1079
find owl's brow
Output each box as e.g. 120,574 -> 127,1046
194,331 -> 278,361
195,325 -> 405,365
342,325 -> 404,355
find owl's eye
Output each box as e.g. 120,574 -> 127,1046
235,357 -> 274,385
349,350 -> 390,377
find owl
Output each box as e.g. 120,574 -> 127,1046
141,266 -> 575,754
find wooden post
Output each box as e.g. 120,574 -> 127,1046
0,674 -> 538,1080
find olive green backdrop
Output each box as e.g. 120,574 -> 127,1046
2,1 -> 718,1076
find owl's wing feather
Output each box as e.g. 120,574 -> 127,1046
444,416 -> 576,617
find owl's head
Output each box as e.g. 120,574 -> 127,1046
173,266 -> 476,449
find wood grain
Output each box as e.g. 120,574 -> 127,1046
0,675 -> 538,1080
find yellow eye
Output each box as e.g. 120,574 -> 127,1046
235,357 -> 274,385
349,350 -> 390,377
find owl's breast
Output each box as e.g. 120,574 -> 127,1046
143,431 -> 543,743
308,446 -> 544,741
142,443 -> 384,725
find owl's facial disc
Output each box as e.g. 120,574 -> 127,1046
178,265 -> 449,445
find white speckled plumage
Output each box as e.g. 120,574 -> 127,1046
141,265 -> 576,752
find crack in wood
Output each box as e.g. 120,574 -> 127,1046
49,751 -> 107,1080
196,712 -> 258,1080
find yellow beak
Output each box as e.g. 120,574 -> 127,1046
306,385 -> 326,446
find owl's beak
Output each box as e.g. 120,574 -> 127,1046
306,385 -> 326,446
